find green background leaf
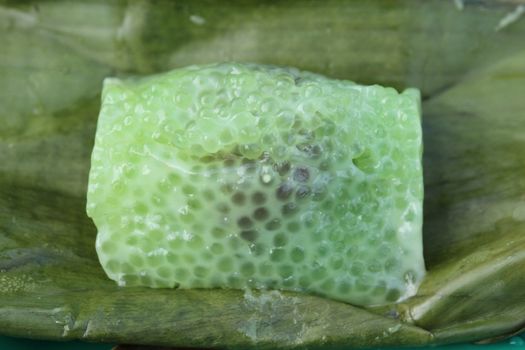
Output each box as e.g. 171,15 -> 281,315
1,0 -> 524,348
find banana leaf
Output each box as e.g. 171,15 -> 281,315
1,0 -> 525,348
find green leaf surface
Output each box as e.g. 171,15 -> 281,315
1,0 -> 524,348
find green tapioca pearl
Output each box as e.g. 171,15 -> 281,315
251,191 -> 267,205
237,216 -> 254,229
281,202 -> 299,216
192,221 -> 206,234
146,253 -> 165,267
100,240 -> 117,254
202,189 -> 215,201
129,253 -> 145,268
404,209 -> 417,222
367,261 -> 383,273
138,237 -> 158,254
298,275 -> 311,288
219,129 -> 233,143
265,218 -> 282,231
157,266 -> 172,279
286,221 -> 301,233
372,281 -> 387,296
168,238 -> 184,250
240,262 -> 256,277
121,274 -> 140,286
386,288 -> 402,302
282,276 -> 296,288
201,250 -> 214,262
126,235 -> 140,247
311,184 -> 328,201
122,162 -> 138,179
188,235 -> 205,249
320,278 -> 335,292
218,257 -> 233,272
220,182 -> 235,195
216,202 -> 230,214
355,278 -> 371,292
319,160 -> 331,171
187,198 -> 202,210
350,262 -> 365,276
270,248 -> 286,262
276,182 -> 294,201
253,207 -> 269,221
273,161 -> 291,176
329,256 -> 344,270
290,247 -> 305,263
175,267 -> 190,281
321,200 -> 334,211
211,226 -> 227,239
316,242 -> 330,257
249,242 -> 267,256
105,260 -> 120,274
133,202 -> 148,215
139,275 -> 153,285
166,252 -> 179,264
377,241 -> 395,258
337,280 -> 352,294
151,194 -> 166,207
240,229 -> 258,242
292,166 -> 310,182
278,265 -> 295,279
193,266 -> 209,278
246,278 -> 260,289
227,274 -> 244,289
302,212 -> 319,227
311,264 -> 327,280
210,242 -> 224,255
259,261 -> 273,276
181,253 -> 196,264
295,185 -> 311,200
231,192 -> 246,206
179,210 -> 196,223
168,173 -> 182,185
182,184 -> 198,196
149,229 -> 164,242
273,233 -> 288,247
223,157 -> 237,168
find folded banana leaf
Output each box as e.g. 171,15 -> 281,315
1,0 -> 524,348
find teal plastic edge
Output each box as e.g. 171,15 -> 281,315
0,336 -> 113,350
0,333 -> 523,349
